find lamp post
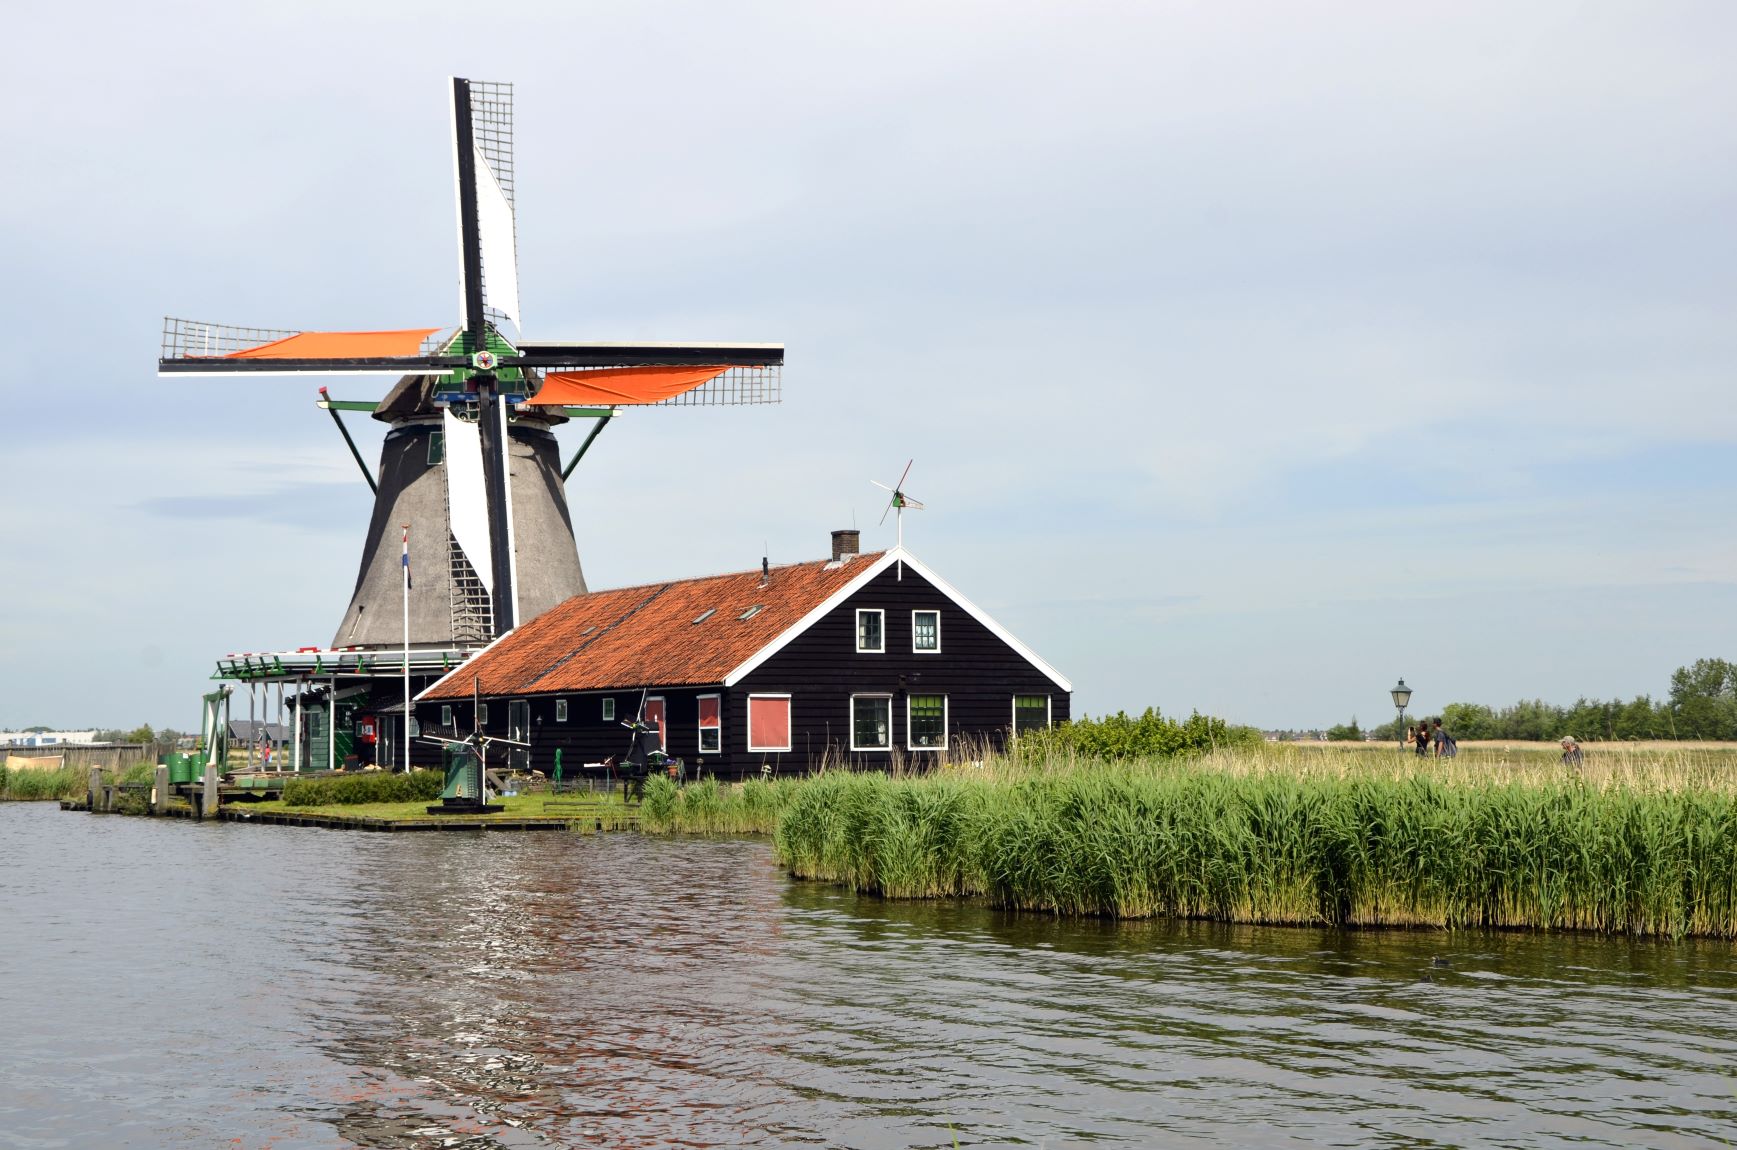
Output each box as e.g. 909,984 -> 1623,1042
1390,678 -> 1413,752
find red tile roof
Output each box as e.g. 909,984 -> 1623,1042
422,552 -> 886,699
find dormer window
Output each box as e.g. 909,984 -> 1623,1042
856,608 -> 885,653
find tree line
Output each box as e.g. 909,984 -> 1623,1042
1344,658 -> 1737,743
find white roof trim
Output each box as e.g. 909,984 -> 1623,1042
415,623 -> 519,701
722,547 -> 1073,692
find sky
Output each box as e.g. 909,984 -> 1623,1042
2,1 -> 1734,731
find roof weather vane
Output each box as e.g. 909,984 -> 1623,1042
871,459 -> 925,551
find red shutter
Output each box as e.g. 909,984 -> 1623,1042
748,697 -> 790,750
644,699 -> 666,750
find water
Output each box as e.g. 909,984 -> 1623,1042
1,803 -> 1732,1149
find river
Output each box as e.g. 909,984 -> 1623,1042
1,802 -> 1731,1148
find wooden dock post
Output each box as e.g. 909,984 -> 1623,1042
87,767 -> 102,812
200,764 -> 219,820
152,765 -> 169,815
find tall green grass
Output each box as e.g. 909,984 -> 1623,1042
0,765 -> 89,801
771,762 -> 1737,938
638,775 -> 798,835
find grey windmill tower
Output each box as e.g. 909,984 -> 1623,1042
159,78 -> 783,651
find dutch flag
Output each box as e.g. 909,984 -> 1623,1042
401,525 -> 412,589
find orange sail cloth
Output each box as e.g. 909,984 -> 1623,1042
527,365 -> 729,406
225,329 -> 441,359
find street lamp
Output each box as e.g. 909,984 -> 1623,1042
1390,678 -> 1413,752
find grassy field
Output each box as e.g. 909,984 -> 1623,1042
243,790 -> 640,826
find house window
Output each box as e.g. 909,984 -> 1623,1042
602,697 -> 615,722
908,694 -> 947,749
644,698 -> 666,751
698,694 -> 721,754
912,610 -> 941,652
1013,695 -> 1051,734
478,703 -> 489,725
407,717 -> 420,738
427,431 -> 444,465
440,705 -> 452,728
747,694 -> 792,752
851,695 -> 892,751
856,609 -> 884,653
555,699 -> 568,723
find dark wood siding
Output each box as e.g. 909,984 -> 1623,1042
732,563 -> 1069,772
414,686 -> 736,780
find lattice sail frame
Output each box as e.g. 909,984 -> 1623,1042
533,365 -> 782,407
161,317 -> 453,362
465,80 -> 518,332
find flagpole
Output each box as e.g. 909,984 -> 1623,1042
402,523 -> 411,774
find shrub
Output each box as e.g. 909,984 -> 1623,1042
1014,707 -> 1262,762
281,770 -> 445,806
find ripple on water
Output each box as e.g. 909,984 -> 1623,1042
1,803 -> 1734,1148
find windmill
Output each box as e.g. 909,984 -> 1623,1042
158,77 -> 783,649
871,460 -> 926,550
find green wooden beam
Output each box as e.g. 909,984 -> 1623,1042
315,399 -> 379,412
560,406 -> 618,419
562,412 -> 615,480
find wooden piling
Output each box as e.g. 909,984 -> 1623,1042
200,765 -> 219,820
87,767 -> 102,812
152,765 -> 169,815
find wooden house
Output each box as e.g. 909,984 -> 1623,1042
414,531 -> 1070,777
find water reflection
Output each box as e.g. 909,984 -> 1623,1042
2,805 -> 1732,1149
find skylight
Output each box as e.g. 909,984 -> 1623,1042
739,604 -> 763,620
692,608 -> 716,624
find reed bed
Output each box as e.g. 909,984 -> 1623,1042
0,764 -> 89,801
771,751 -> 1737,938
638,776 -> 798,835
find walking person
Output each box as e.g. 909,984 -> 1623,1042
1560,736 -> 1583,768
1432,718 -> 1457,758
1414,721 -> 1430,756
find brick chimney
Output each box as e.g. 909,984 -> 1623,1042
831,529 -> 860,561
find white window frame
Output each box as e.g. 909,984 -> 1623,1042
601,697 -> 616,722
1011,694 -> 1052,733
747,693 -> 793,752
478,703 -> 489,725
849,693 -> 894,752
906,693 -> 949,751
440,705 -> 452,728
911,609 -> 942,653
645,696 -> 667,751
856,608 -> 885,653
555,698 -> 568,723
697,693 -> 722,754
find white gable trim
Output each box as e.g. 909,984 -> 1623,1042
415,623 -> 521,702
723,547 -> 1073,692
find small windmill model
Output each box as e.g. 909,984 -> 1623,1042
158,78 -> 783,646
872,460 -> 926,550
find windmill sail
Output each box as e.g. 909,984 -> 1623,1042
442,409 -> 494,598
474,142 -> 520,330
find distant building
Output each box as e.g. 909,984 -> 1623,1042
2,730 -> 98,747
416,532 -> 1071,777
